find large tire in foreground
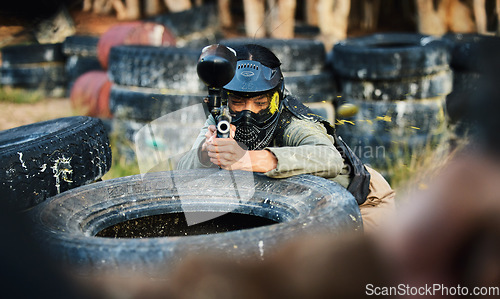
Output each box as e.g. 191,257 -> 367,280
28,169 -> 362,276
0,116 -> 112,210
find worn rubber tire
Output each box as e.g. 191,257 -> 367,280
332,33 -> 450,80
65,55 -> 103,83
109,84 -> 204,121
63,35 -> 103,96
1,63 -> 67,97
284,71 -> 338,102
62,35 -> 100,57
336,130 -> 445,175
107,45 -> 204,92
446,71 -> 482,125
1,43 -> 65,66
337,97 -> 446,136
147,4 -> 219,38
0,116 -> 112,211
220,38 -> 326,73
0,63 -> 66,87
339,69 -> 453,101
28,169 -> 362,276
442,33 -> 500,73
294,23 -> 320,38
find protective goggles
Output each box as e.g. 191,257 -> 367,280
223,60 -> 283,94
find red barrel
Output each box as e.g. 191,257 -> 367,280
70,71 -> 112,118
97,79 -> 113,119
97,22 -> 176,69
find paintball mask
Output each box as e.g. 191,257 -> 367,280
224,60 -> 284,150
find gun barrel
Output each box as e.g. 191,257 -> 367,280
217,119 -> 231,138
216,106 -> 232,138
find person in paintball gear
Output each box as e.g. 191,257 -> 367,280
177,44 -> 395,232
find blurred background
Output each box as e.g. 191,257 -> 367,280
1,0 -> 499,188
2,1 -> 500,298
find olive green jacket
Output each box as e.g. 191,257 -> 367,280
176,114 -> 351,188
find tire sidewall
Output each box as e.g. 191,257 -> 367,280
29,169 -> 362,275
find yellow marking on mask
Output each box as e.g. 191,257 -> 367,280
269,91 -> 279,114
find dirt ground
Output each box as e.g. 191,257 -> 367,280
0,98 -> 74,131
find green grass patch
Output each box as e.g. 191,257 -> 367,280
387,138 -> 451,189
102,132 -> 141,180
102,125 -> 180,180
102,155 -> 141,180
0,86 -> 44,103
388,131 -> 469,202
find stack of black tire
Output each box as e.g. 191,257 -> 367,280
0,43 -> 67,97
0,36 -> 103,99
442,33 -> 500,139
331,33 -> 452,177
62,35 -> 103,95
220,38 -> 338,123
147,3 -> 221,50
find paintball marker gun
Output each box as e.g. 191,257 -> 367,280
197,44 -> 237,138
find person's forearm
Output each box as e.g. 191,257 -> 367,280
264,145 -> 344,178
248,149 -> 277,173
